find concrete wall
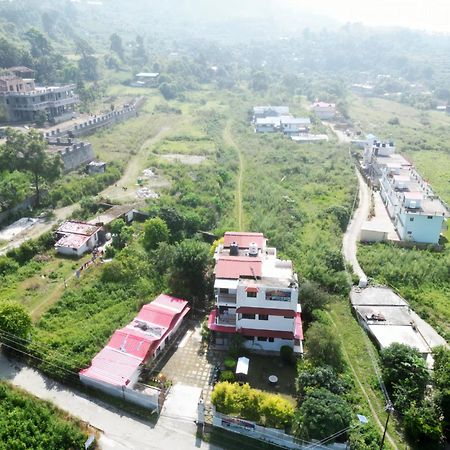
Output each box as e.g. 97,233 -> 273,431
397,212 -> 444,244
212,409 -> 346,450
79,374 -> 160,411
60,142 -> 95,172
242,337 -> 293,352
237,285 -> 298,310
237,315 -> 294,332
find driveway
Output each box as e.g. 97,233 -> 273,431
0,352 -> 222,450
342,169 -> 370,280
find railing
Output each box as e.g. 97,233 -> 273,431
216,293 -> 237,304
10,96 -> 78,111
216,315 -> 236,326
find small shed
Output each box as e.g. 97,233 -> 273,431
87,161 -> 107,174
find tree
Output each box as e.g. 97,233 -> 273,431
299,281 -> 330,323
168,239 -> 211,308
403,401 -> 443,446
295,366 -> 348,401
305,322 -> 345,373
348,422 -> 381,450
380,343 -> 429,410
110,219 -> 133,249
159,82 -> 177,100
143,218 -> 170,251
0,302 -> 32,342
110,33 -> 124,60
293,388 -> 352,441
1,129 -> 62,206
432,346 -> 450,439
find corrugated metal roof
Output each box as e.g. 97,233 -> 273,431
215,256 -> 262,279
223,232 -> 265,249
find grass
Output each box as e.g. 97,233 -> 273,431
0,252 -> 91,321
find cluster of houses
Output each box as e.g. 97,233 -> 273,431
0,66 -> 79,124
208,232 -> 303,354
253,103 -> 335,143
361,136 -> 448,244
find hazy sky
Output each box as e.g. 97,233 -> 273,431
291,0 -> 450,33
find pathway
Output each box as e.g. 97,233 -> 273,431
342,168 -> 370,280
0,352 -> 222,450
223,121 -> 244,231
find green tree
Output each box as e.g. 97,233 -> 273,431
380,343 -> 429,410
305,322 -> 346,372
0,302 -> 32,342
110,219 -> 133,249
432,346 -> 450,439
143,217 -> 170,251
110,33 -> 124,60
348,422 -> 381,450
293,388 -> 352,441
0,171 -> 31,212
403,401 -> 443,446
1,129 -> 62,205
168,239 -> 211,307
295,366 -> 348,400
299,281 -> 330,323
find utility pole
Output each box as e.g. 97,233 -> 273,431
380,403 -> 394,449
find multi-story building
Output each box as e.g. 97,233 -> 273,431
208,232 -> 303,354
255,116 -> 310,134
311,101 -> 336,120
364,140 -> 448,244
0,66 -> 79,123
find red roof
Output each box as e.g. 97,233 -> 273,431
237,307 -> 295,318
108,329 -> 155,360
223,232 -> 266,249
79,294 -> 190,387
79,347 -> 142,386
294,313 -> 303,340
215,256 -> 262,279
239,328 -> 293,339
207,309 -> 236,333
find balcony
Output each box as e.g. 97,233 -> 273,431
216,293 -> 237,304
216,314 -> 236,326
207,309 -> 236,333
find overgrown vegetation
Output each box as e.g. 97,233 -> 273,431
0,381 -> 91,450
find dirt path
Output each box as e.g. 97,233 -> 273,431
223,121 -> 244,231
327,311 -> 399,450
99,126 -> 172,202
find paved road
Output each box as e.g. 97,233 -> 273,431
0,353 -> 221,450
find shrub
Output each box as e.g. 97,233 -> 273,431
219,370 -> 235,382
403,401 -> 443,445
224,358 -> 236,370
0,256 -> 19,276
295,366 -> 348,400
211,382 -> 294,429
348,422 -> 381,450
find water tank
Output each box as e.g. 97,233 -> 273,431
248,242 -> 258,257
229,242 -> 239,256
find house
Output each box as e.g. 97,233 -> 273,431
0,67 -> 79,123
131,72 -> 160,87
208,232 -> 303,354
54,220 -> 102,256
311,101 -> 336,120
87,160 -> 107,174
255,117 -> 280,133
79,294 -> 190,407
291,134 -> 328,143
363,142 -> 448,244
253,106 -> 289,120
280,116 -> 310,134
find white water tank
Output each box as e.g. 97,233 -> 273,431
248,242 -> 258,257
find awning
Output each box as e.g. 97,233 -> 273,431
294,313 -> 304,340
245,286 -> 259,293
237,307 -> 295,318
239,328 -> 293,339
236,357 -> 249,375
214,279 -> 239,290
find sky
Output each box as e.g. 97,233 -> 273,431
290,0 -> 450,33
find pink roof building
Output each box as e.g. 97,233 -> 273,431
80,294 -> 190,387
54,220 -> 102,257
223,231 -> 266,249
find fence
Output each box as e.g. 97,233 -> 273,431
212,409 -> 347,450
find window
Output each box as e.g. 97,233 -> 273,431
258,314 -> 269,321
242,314 -> 255,320
427,216 -> 433,219
247,291 -> 257,298
284,316 -> 292,319
257,337 -> 267,342
268,337 -> 274,343
244,336 -> 254,342
219,288 -> 229,294
409,217 -> 414,222
407,231 -> 412,235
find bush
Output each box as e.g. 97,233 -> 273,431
295,366 -> 348,400
219,370 -> 235,382
211,382 -> 294,429
223,358 -> 236,370
280,345 -> 294,364
348,422 -> 381,450
404,401 -> 443,446
0,256 -> 19,276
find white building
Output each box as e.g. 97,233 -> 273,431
255,116 -> 310,134
311,101 -> 336,120
54,221 -> 102,256
208,232 -> 303,354
253,106 -> 289,120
